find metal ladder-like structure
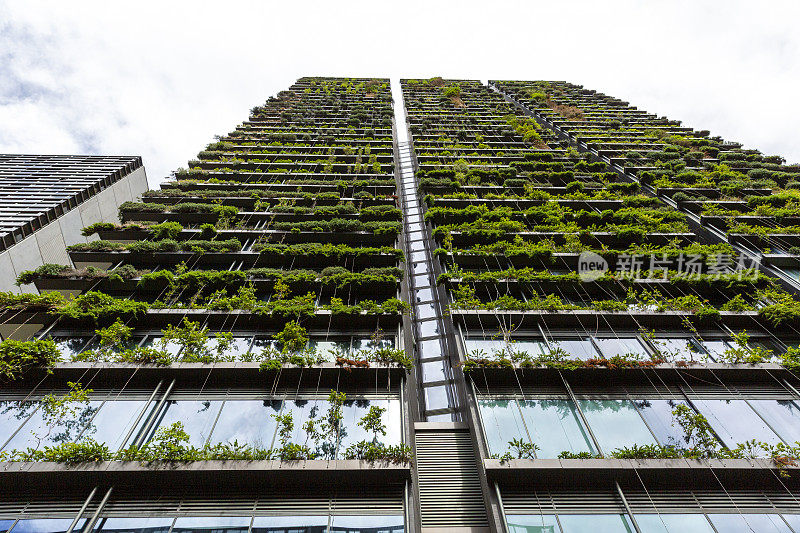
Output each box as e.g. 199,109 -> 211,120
393,77 -> 462,420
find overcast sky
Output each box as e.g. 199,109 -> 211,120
1,0 -> 798,188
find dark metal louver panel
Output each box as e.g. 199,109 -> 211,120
415,427 -> 488,527
101,490 -> 404,517
503,489 -> 800,514
0,497 -> 95,518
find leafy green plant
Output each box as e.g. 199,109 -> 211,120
0,339 -> 61,381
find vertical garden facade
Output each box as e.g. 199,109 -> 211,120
3,77 -> 800,533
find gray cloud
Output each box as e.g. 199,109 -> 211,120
0,0 -> 798,189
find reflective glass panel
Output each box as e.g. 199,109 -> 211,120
424,386 -> 450,411
707,513 -> 792,532
479,399 -> 528,457
281,399 -> 327,446
699,340 -> 727,362
309,339 -> 352,358
140,337 -> 181,357
693,399 -> 783,449
634,514 -> 714,532
633,399 -> 690,446
251,515 -> 328,533
510,339 -> 547,357
95,517 -> 174,533
4,400 -> 101,451
252,337 -> 277,353
421,360 -> 446,382
506,515 -> 561,533
209,336 -> 252,359
171,516 -> 251,533
339,399 -> 401,453
329,515 -> 404,533
150,400 -> 223,446
557,514 -> 634,533
0,401 -> 38,450
578,400 -> 656,453
748,400 -> 800,444
518,400 -> 595,458
551,339 -> 597,360
209,399 -> 282,449
49,337 -> 94,361
78,400 -> 149,450
352,336 -> 394,351
10,519 -> 85,533
593,337 -> 647,359
651,338 -> 705,361
781,515 -> 800,530
464,338 -> 505,358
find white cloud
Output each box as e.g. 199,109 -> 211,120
1,0 -> 798,189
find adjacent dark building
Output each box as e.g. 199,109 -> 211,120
0,154 -> 148,298
2,77 -> 800,533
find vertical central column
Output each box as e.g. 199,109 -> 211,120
391,79 -> 463,421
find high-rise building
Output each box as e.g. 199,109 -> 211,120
2,77 -> 800,533
0,154 -> 148,298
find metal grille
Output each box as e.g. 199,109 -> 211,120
415,428 -> 488,527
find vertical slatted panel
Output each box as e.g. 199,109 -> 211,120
415,428 -> 487,528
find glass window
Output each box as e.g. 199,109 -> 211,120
140,336 -> 181,357
510,339 -> 547,357
251,515 -> 328,533
0,401 -> 38,449
633,399 -> 690,446
479,399 -> 528,457
693,399 -> 783,449
707,514 -> 792,532
424,386 -> 450,411
578,400 -> 656,453
329,515 -> 404,533
149,400 -> 223,447
48,337 -> 95,360
557,514 -> 634,532
507,514 -> 561,533
94,517 -> 174,533
208,400 -> 282,449
782,515 -> 800,530
699,340 -> 728,362
9,519 -> 85,533
77,400 -> 150,450
518,400 -> 595,458
252,337 -> 277,353
3,400 -> 101,452
651,338 -> 705,361
352,335 -> 394,351
634,514 -> 714,532
593,337 -> 647,359
210,336 -> 252,359
280,399 -> 325,445
170,516 -> 251,533
339,399 -> 401,452
417,339 -> 442,360
464,338 -> 505,357
0,521 -> 14,533
748,400 -> 800,444
309,338 -> 352,357
551,339 -> 597,360
421,360 -> 446,382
